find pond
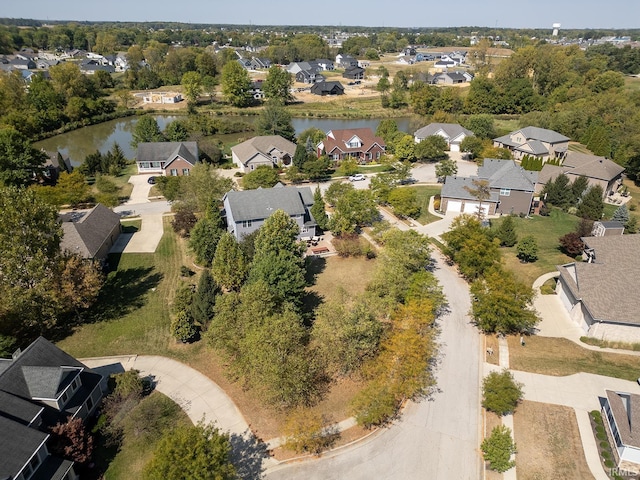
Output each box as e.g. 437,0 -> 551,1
34,115 -> 421,166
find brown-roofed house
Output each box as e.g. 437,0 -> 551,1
556,234 -> 640,341
317,128 -> 386,163
536,151 -> 625,198
602,390 -> 640,470
60,203 -> 121,261
231,135 -> 296,173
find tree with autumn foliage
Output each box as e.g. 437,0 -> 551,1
49,417 -> 94,465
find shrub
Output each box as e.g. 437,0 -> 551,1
332,234 -> 369,257
282,409 -> 340,455
604,459 -> 614,468
180,265 -> 194,277
600,441 -> 609,448
351,381 -> 399,428
171,310 -> 198,343
596,425 -> 605,434
600,450 -> 610,459
481,425 -> 516,473
516,235 -> 538,262
482,369 -> 524,416
597,432 -> 607,441
171,209 -> 198,238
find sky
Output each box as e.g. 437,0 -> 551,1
3,0 -> 639,30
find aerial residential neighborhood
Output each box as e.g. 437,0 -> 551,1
1,5 -> 640,480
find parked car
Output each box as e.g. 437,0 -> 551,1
349,174 -> 365,182
147,176 -> 156,184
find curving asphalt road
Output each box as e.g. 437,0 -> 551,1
266,251 -> 482,480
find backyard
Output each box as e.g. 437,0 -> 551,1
493,208 -> 577,286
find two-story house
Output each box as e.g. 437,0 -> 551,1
317,128 -> 386,163
493,126 -> 570,161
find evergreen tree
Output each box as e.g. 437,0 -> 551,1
577,185 -> 605,220
497,215 -> 518,247
570,176 -> 590,203
542,174 -> 572,209
310,186 -> 329,230
191,270 -> 219,327
516,235 -> 538,263
212,232 -> 248,291
612,204 -> 630,223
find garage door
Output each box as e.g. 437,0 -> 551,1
463,202 -> 490,216
557,281 -> 574,312
450,143 -> 460,152
446,200 -> 462,213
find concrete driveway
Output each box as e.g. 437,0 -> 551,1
266,251 -> 482,480
126,173 -> 155,204
82,355 -> 250,435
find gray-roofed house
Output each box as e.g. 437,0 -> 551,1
536,151 -> 625,198
493,126 -> 570,161
59,203 -> 121,261
556,234 -> 640,341
414,123 -> 474,152
223,185 -> 317,240
310,81 -> 344,96
440,159 -> 538,216
136,141 -> 199,176
231,135 -> 296,173
0,337 -> 106,480
343,66 -> 365,80
601,389 -> 640,470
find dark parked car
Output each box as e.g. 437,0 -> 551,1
147,176 -> 156,184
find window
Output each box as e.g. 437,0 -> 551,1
182,168 -> 190,176
86,395 -> 93,412
170,169 -> 178,176
242,220 -> 252,228
60,390 -> 69,406
500,189 -> 511,196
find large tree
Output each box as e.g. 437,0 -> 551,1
221,60 -> 252,107
181,71 -> 203,113
189,207 -> 225,267
310,185 -> 329,230
242,165 -> 279,190
255,102 -> 295,141
262,65 -> 294,104
0,128 -> 47,186
577,185 -> 604,220
143,423 -> 236,480
415,135 -> 448,162
131,115 -> 164,147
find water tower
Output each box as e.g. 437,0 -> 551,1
552,23 -> 561,37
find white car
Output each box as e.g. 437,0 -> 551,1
349,174 -> 365,182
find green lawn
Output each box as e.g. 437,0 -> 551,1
492,209 -> 577,286
57,218 -> 186,359
409,185 -> 442,225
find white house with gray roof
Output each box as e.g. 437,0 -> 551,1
556,234 -> 640,342
231,135 -> 296,173
414,123 -> 473,152
223,185 -> 316,241
602,389 -> 640,470
493,126 -> 569,161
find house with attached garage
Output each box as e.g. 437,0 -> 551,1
440,159 -> 538,216
414,123 -> 473,152
59,203 -> 121,262
136,141 -> 198,176
223,185 -> 317,241
343,66 -> 365,80
493,126 -> 570,161
535,151 -> 625,198
231,135 -> 296,173
556,234 -> 640,342
317,128 -> 386,163
601,389 -> 640,471
0,337 -> 106,480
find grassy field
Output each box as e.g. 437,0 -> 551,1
493,208 -> 577,286
409,185 -> 443,225
514,401 -> 594,480
57,217 -> 188,358
508,336 -> 640,381
624,76 -> 640,92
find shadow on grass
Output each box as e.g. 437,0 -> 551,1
301,291 -> 324,327
304,256 -> 326,286
86,265 -> 163,324
229,431 -> 269,480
